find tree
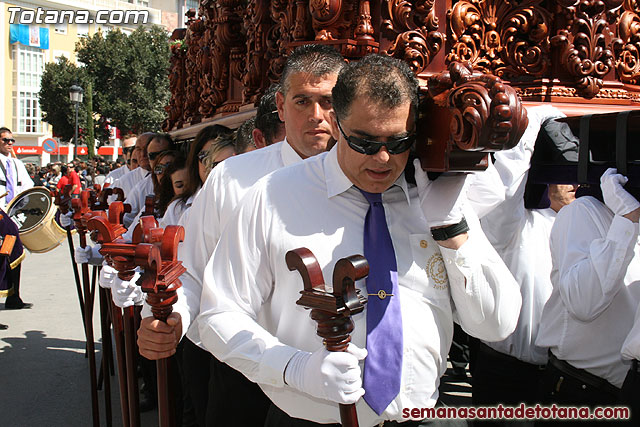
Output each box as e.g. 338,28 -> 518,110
38,56 -> 88,142
76,26 -> 171,134
85,82 -> 95,158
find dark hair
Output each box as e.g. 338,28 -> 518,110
0,127 -> 11,135
61,165 -> 68,175
255,84 -> 284,145
181,124 -> 233,204
280,44 -> 345,95
332,54 -> 419,120
149,133 -> 176,151
156,154 -> 187,218
236,117 -> 255,153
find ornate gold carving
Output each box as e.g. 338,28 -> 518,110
381,0 -> 445,73
551,0 -> 616,98
446,0 -> 551,78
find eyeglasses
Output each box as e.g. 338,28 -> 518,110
148,150 -> 168,161
197,149 -> 209,164
154,162 -> 172,175
1,138 -> 15,144
336,116 -> 415,155
122,146 -> 135,155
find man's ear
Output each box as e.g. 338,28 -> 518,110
275,91 -> 286,123
252,129 -> 267,149
329,111 -> 340,141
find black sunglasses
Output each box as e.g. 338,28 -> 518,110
154,162 -> 172,175
122,146 -> 135,155
197,150 -> 209,164
148,150 -> 168,161
1,138 -> 15,144
336,116 -> 415,155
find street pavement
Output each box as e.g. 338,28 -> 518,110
0,232 -> 471,426
0,234 -> 157,427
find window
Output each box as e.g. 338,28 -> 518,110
54,23 -> 67,34
12,44 -> 45,134
77,23 -> 89,37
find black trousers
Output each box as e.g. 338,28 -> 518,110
471,343 -> 545,426
263,402 -> 468,427
621,361 -> 640,425
539,353 -> 626,426
449,324 -> 470,372
4,264 -> 21,303
182,337 -> 271,427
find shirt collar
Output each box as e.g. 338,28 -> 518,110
323,144 -> 411,204
281,137 -> 304,167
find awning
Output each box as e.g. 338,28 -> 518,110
9,24 -> 49,50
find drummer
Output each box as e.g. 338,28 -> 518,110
0,206 -> 26,323
0,127 -> 33,210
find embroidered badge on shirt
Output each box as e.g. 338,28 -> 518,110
426,253 -> 448,289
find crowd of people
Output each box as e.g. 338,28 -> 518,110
2,44 -> 640,427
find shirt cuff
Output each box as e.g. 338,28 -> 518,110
608,214 -> 639,246
258,344 -> 300,388
438,234 -> 478,291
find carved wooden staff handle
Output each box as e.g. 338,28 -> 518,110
286,247 -> 368,427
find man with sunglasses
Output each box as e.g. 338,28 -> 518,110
0,127 -> 32,311
138,44 -> 345,427
192,55 -> 520,426
0,127 -> 33,210
122,133 -> 175,228
105,134 -> 137,185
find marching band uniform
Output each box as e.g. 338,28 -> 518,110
0,152 -> 33,210
196,146 -> 521,425
0,208 -> 26,316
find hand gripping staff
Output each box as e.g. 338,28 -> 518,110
286,248 -> 368,427
134,215 -> 186,427
87,201 -> 138,427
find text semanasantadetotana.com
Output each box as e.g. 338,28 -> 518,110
402,404 -> 630,420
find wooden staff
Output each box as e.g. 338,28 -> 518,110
53,185 -> 86,336
286,248 -> 368,427
88,202 -> 137,427
135,215 -> 186,427
72,190 -> 100,427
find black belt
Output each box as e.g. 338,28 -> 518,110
548,352 -> 620,396
477,341 -> 546,371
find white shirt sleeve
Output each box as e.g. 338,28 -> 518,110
440,205 -> 522,342
550,198 -> 639,322
197,182 -> 300,386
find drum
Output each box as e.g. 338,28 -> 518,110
6,187 -> 67,253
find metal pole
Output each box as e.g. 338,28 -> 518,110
74,102 -> 79,161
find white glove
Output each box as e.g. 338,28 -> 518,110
284,343 -> 367,404
74,245 -> 103,266
111,272 -> 144,308
60,211 -> 74,228
601,168 -> 640,216
99,265 -> 118,289
414,159 -> 469,227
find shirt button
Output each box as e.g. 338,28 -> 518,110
420,240 -> 428,248
456,259 -> 464,267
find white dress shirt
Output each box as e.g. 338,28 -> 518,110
196,146 -> 521,425
622,306 -> 640,361
536,196 -> 640,387
176,139 -> 300,346
122,174 -> 154,228
0,154 -> 33,210
158,195 -> 193,229
105,165 -> 130,185
475,106 -> 562,365
111,167 -> 148,202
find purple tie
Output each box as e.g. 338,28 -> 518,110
359,189 -> 403,415
6,158 -> 15,203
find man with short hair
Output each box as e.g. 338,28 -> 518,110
105,134 -> 137,185
0,127 -> 32,310
0,127 -> 33,209
253,84 -> 286,148
196,54 -> 520,426
137,43 -> 346,427
122,133 -> 175,228
110,132 -> 155,209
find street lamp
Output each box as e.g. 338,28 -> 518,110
69,84 -> 83,161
